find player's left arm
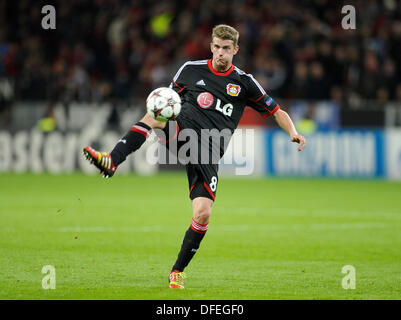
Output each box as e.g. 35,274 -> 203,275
273,109 -> 306,152
245,74 -> 305,151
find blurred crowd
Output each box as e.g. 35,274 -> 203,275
1,0 -> 401,118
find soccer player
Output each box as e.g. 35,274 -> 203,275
83,24 -> 306,289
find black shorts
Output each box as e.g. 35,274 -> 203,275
160,117 -> 218,201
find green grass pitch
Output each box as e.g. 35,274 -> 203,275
0,172 -> 400,300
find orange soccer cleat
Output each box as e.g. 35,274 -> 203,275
83,146 -> 118,178
169,270 -> 185,289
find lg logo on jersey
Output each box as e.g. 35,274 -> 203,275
215,99 -> 233,116
197,92 -> 233,117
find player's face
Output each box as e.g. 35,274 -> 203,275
210,37 -> 239,72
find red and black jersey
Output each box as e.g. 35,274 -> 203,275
169,59 -> 280,133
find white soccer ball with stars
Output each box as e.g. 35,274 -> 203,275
146,87 -> 181,122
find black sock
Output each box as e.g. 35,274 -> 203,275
172,220 -> 208,272
110,122 -> 151,166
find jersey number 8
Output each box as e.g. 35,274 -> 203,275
209,176 -> 218,192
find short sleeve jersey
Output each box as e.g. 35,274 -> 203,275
169,59 -> 280,133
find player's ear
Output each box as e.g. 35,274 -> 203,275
233,45 -> 239,55
210,42 -> 214,52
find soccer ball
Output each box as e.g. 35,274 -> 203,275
146,87 -> 182,122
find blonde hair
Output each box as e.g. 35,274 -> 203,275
212,24 -> 239,47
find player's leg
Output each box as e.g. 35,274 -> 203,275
83,113 -> 166,177
169,196 -> 214,289
172,196 -> 213,271
109,113 -> 166,165
169,164 -> 218,289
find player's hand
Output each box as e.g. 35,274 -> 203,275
290,134 -> 306,152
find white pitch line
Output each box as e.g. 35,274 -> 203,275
56,222 -> 395,233
215,222 -> 394,231
58,226 -> 164,233
219,207 -> 401,221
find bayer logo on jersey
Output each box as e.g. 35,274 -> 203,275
197,92 -> 214,109
226,83 -> 241,96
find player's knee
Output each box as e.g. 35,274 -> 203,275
140,113 -> 166,130
193,208 -> 211,224
193,198 -> 213,224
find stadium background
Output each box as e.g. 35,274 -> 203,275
1,0 -> 401,300
1,0 -> 401,178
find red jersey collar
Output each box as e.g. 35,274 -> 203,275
208,59 -> 234,76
